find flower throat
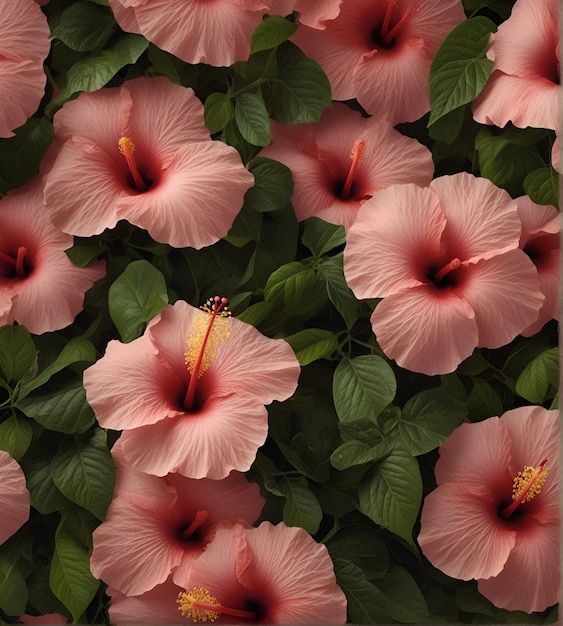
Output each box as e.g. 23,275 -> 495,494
500,459 -> 549,519
183,296 -> 231,411
0,246 -> 28,278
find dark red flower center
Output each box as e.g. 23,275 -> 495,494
177,510 -> 209,543
0,246 -> 29,279
371,0 -> 421,49
500,459 -> 549,519
523,233 -> 559,271
118,136 -> 152,192
426,257 -> 468,290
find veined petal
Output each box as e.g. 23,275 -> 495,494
0,451 -> 30,544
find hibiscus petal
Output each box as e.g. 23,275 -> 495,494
370,285 -> 478,376
0,451 -> 30,544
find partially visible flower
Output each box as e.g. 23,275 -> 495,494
259,103 -> 433,229
516,196 -> 560,336
0,178 -> 105,334
270,0 -> 342,28
473,0 -> 559,132
90,439 -> 264,596
0,0 -> 50,138
42,77 -> 254,249
18,614 -> 67,624
291,0 -> 466,123
418,406 -> 559,613
84,299 -> 300,479
107,0 -> 269,66
0,451 -> 29,545
343,173 -> 544,375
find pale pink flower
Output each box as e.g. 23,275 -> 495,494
18,614 -> 67,624
42,77 -> 254,249
83,299 -> 300,479
0,178 -> 105,334
270,0 -> 342,28
473,0 -> 559,132
418,406 -> 559,613
259,103 -> 433,229
90,440 -> 264,596
0,450 -> 30,545
109,522 -> 347,623
290,0 -> 466,123
0,0 -> 50,138
516,196 -> 560,336
108,0 -> 268,66
343,173 -> 544,375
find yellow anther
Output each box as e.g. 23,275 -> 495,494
118,136 -> 136,156
350,139 -> 366,162
177,587 -> 221,623
512,464 -> 549,503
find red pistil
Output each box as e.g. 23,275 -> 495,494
380,0 -> 421,46
184,296 -> 229,411
434,257 -> 462,283
180,510 -> 209,541
0,246 -> 28,278
178,587 -> 257,622
500,459 -> 549,519
118,137 -> 147,192
341,140 -> 365,200
191,602 -> 256,621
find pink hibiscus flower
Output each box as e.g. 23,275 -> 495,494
0,178 -> 105,334
0,450 -> 30,545
83,298 -> 300,479
516,196 -> 560,336
270,0 -> 342,28
473,0 -> 559,132
41,77 -> 254,249
107,0 -> 268,66
290,0 -> 466,123
18,615 -> 67,625
418,406 -> 559,613
343,173 -> 544,375
108,522 -> 347,624
90,439 -> 264,596
259,103 -> 433,229
0,0 -> 50,138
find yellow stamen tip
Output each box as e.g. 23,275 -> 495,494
350,139 -> 366,162
177,587 -> 221,623
118,136 -> 136,156
512,464 -> 549,503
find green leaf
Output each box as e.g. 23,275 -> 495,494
49,521 -> 99,622
51,429 -> 116,521
58,33 -> 149,99
392,389 -> 466,456
378,565 -> 430,623
264,261 -> 327,318
467,378 -> 504,420
279,476 -> 323,534
271,42 -> 331,124
243,157 -> 293,213
523,166 -> 559,209
327,525 -> 389,580
17,375 -> 95,435
108,259 -> 169,343
333,559 -> 393,623
318,255 -> 359,328
21,449 -> 69,515
358,448 -> 422,548
65,239 -> 107,267
515,347 -> 559,404
333,355 -> 396,422
330,439 -> 389,470
19,336 -> 97,399
50,1 -> 117,51
204,92 -> 234,134
0,325 -> 36,382
284,328 -> 338,366
250,15 -> 297,53
0,558 -> 27,616
0,117 -> 54,195
0,415 -> 33,461
428,17 -> 496,125
302,217 -> 346,258
235,92 -> 271,146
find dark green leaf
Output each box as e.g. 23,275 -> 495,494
284,328 -> 338,366
204,92 -> 234,134
264,261 -> 327,318
318,255 -> 359,328
523,167 -> 559,209
51,429 -> 115,521
235,92 -> 271,146
0,325 -> 36,382
378,565 -> 430,623
467,378 -> 504,420
279,476 -> 322,534
49,521 -> 99,622
327,525 -> 389,580
243,157 -> 293,213
0,415 -> 33,461
65,240 -> 107,267
108,259 -> 169,343
250,15 -> 297,53
515,347 -> 559,404
330,439 -> 389,470
333,355 -> 396,422
302,217 -> 346,258
0,558 -> 27,616
428,17 -> 496,125
358,448 -> 422,548
271,42 -> 331,124
21,449 -> 69,515
50,2 -> 117,51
